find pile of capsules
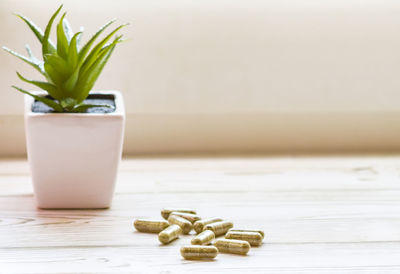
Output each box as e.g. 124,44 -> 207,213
133,208 -> 264,260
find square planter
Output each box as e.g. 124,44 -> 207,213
24,91 -> 125,209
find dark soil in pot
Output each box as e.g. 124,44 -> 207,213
32,94 -> 116,113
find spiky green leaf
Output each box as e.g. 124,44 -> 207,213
15,14 -> 56,51
77,27 -> 84,47
80,24 -> 127,74
99,37 -> 125,54
63,18 -> 74,42
63,69 -> 79,95
42,5 -> 63,57
3,46 -> 46,76
25,44 -> 34,59
16,72 -> 62,100
44,61 -> 64,87
72,103 -> 111,113
56,13 -> 69,59
78,19 -> 115,63
62,32 -> 82,94
44,54 -> 70,77
12,85 -> 63,112
67,32 -> 81,70
75,36 -> 120,102
60,97 -> 77,110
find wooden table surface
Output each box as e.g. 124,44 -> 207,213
1,156 -> 400,273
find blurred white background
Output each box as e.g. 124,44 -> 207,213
1,0 -> 400,155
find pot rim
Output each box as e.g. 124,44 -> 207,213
24,90 -> 125,116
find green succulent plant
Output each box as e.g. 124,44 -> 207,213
3,5 -> 126,112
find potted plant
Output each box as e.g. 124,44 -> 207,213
3,5 -> 127,209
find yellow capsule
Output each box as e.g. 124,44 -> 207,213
170,212 -> 201,224
191,230 -> 215,245
133,219 -> 169,233
180,245 -> 218,260
161,208 -> 197,220
193,217 -> 223,234
214,239 -> 250,255
168,215 -> 193,234
158,224 -> 182,244
225,231 -> 263,246
228,228 -> 265,239
204,221 -> 233,236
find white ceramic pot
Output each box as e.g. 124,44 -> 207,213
24,91 -> 125,209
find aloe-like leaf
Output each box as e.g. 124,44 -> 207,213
25,44 -> 34,59
63,69 -> 79,96
67,32 -> 81,71
15,14 -> 56,51
44,54 -> 70,77
72,103 -> 111,113
24,44 -> 48,78
56,13 -> 69,59
16,72 -> 62,100
80,24 -> 127,74
3,46 -> 46,76
44,53 -> 74,97
99,37 -> 125,54
75,41 -> 118,102
63,32 -> 82,95
44,62 -> 64,87
76,26 -> 84,48
42,5 -> 63,58
75,36 -> 121,101
26,45 -> 56,84
78,19 -> 115,63
63,18 -> 74,42
60,97 -> 77,110
12,85 -> 63,112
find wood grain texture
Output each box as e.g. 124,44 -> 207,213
1,156 -> 400,273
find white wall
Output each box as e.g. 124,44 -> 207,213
1,0 -> 400,155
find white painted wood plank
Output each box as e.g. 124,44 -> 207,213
1,157 -> 400,273
1,159 -> 400,196
2,243 -> 400,273
1,192 -> 400,248
2,155 -> 400,174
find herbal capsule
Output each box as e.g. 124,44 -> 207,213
214,239 -> 250,255
193,217 -> 223,234
204,221 -> 233,236
158,224 -> 182,244
168,215 -> 192,234
134,219 -> 169,233
161,208 -> 197,220
225,231 -> 263,246
170,212 -> 201,224
228,229 -> 265,239
180,245 -> 218,260
191,230 -> 215,245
